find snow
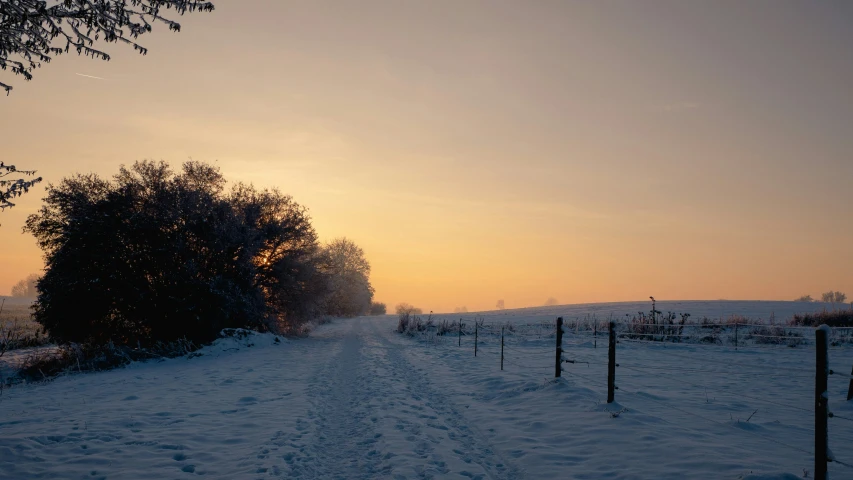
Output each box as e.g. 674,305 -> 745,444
2,303 -> 853,479
436,299 -> 839,325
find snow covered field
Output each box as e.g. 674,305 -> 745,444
2,302 -> 853,479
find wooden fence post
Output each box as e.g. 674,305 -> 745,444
847,364 -> 853,401
816,325 -> 829,480
501,327 -> 505,371
608,321 -> 616,403
594,322 -> 597,349
555,317 -> 563,378
474,321 -> 478,357
734,322 -> 738,350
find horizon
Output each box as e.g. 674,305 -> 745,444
2,0 -> 852,313
1,293 -> 848,316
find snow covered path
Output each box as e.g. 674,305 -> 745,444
284,320 -> 517,479
0,319 -> 518,480
2,315 -> 853,479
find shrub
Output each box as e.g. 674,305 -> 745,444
624,311 -> 685,342
745,325 -> 806,347
395,303 -> 423,317
24,161 -> 329,347
789,310 -> 853,328
437,319 -> 456,336
368,302 -> 387,315
16,338 -> 200,382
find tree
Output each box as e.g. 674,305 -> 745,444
229,182 -> 329,331
367,302 -> 386,315
496,299 -> 505,310
454,306 -> 468,313
0,0 -> 215,94
395,303 -> 422,317
821,291 -> 848,310
320,237 -> 374,317
24,160 -> 326,345
795,295 -> 814,302
544,297 -> 559,306
0,162 -> 42,225
10,273 -> 39,297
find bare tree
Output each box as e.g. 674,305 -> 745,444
544,297 -> 558,306
495,299 -> 505,310
395,303 -> 422,316
11,273 -> 40,297
453,306 -> 468,313
0,0 -> 215,94
795,294 -> 814,302
821,291 -> 848,310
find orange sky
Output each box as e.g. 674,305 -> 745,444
1,1 -> 851,313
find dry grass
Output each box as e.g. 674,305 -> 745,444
789,310 -> 853,327
0,304 -> 39,333
0,302 -> 46,356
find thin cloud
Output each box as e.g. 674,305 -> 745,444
655,102 -> 701,112
75,73 -> 106,80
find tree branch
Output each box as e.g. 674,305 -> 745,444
0,0 -> 214,92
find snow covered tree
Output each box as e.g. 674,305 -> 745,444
24,160 -> 328,345
229,183 -> 330,331
320,237 -> 374,317
0,0 -> 215,94
10,273 -> 39,297
0,162 -> 42,225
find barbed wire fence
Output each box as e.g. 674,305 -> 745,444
399,314 -> 853,480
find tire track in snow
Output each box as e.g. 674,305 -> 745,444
369,321 -> 520,480
275,321 -> 389,479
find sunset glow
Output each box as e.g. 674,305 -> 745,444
1,1 -> 851,312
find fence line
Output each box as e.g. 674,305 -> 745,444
399,315 -> 853,478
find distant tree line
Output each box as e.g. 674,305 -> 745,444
10,273 -> 39,298
24,160 -> 376,347
368,302 -> 387,315
795,291 -> 849,309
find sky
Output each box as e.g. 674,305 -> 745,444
1,1 -> 852,313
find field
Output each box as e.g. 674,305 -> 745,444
1,301 -> 852,479
0,300 -> 42,347
0,302 -> 38,336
